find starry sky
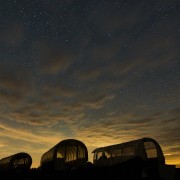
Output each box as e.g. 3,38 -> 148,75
0,0 -> 180,168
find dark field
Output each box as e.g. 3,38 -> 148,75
1,158 -> 180,180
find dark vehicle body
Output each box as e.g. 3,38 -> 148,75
0,152 -> 32,172
40,139 -> 88,171
92,137 -> 165,166
92,137 -> 175,180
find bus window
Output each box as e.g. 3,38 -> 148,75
111,149 -> 122,157
97,152 -> 103,160
122,146 -> 135,156
144,141 -> 157,158
104,151 -> 111,158
57,147 -> 65,158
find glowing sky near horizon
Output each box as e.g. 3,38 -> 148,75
0,0 -> 180,168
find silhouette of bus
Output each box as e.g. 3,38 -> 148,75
0,152 -> 32,173
92,137 -> 176,179
92,137 -> 165,167
40,139 -> 88,171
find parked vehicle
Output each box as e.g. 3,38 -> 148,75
0,152 -> 32,173
92,137 -> 165,167
92,137 -> 175,180
40,139 -> 88,171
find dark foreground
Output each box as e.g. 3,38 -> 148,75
0,158 -> 179,180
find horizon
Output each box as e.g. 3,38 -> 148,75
1,136 -> 180,168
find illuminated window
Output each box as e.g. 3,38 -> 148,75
57,147 -> 65,158
65,145 -> 77,162
97,152 -> 102,160
105,151 -> 111,158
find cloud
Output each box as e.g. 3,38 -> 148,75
0,122 -> 69,167
0,123 -> 46,144
104,19 -> 179,78
0,63 -> 33,104
0,64 -> 30,90
0,142 -> 8,148
34,41 -> 74,74
79,93 -> 115,110
1,104 -> 179,167
169,107 -> 180,116
41,81 -> 76,98
69,107 -> 180,153
74,0 -> 180,80
9,91 -> 115,126
10,101 -> 64,126
0,121 -> 70,152
0,62 -> 116,126
8,80 -> 178,145
75,65 -> 103,81
164,153 -> 180,167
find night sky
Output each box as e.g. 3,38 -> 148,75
0,0 -> 180,168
